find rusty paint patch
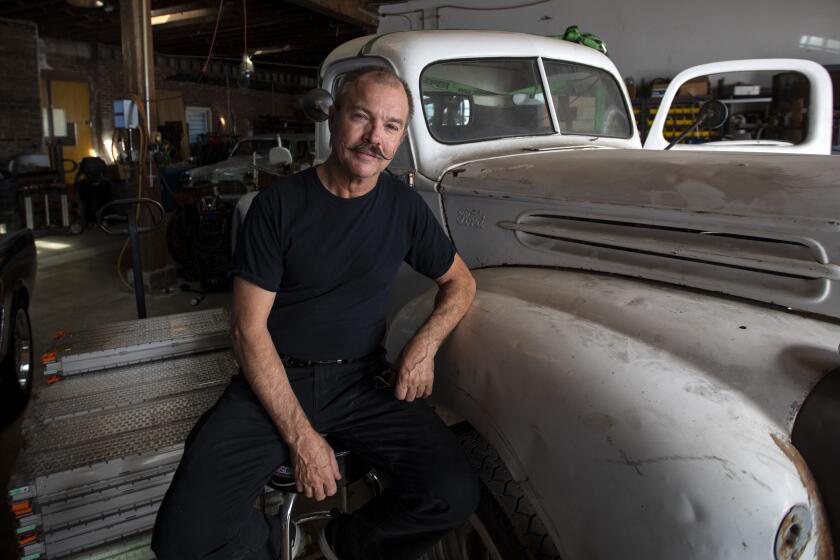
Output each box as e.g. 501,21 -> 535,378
771,433 -> 834,560
776,505 -> 812,559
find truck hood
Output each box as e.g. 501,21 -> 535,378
440,149 -> 840,320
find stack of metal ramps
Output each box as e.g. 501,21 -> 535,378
9,309 -> 237,559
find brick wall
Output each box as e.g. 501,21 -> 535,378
0,29 -> 305,164
0,21 -> 43,162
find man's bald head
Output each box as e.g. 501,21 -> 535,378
334,66 -> 414,125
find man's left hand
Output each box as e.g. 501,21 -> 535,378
394,339 -> 435,402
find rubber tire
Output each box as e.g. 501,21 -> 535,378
0,297 -> 33,428
453,423 -> 562,560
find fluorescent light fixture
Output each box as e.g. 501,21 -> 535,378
67,0 -> 104,8
252,45 -> 293,56
151,7 -> 216,26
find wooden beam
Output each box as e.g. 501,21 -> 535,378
284,0 -> 377,29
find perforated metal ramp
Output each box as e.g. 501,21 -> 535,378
43,308 -> 231,376
10,310 -> 238,559
50,308 -> 230,356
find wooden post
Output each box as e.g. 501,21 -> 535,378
119,0 -> 175,292
120,0 -> 157,130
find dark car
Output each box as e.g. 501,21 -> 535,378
0,228 -> 36,428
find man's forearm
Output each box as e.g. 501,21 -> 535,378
231,326 -> 316,449
408,274 -> 476,359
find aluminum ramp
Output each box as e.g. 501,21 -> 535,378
9,310 -> 237,559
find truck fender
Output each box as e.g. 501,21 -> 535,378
386,266 -> 837,559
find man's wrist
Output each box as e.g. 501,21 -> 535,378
405,333 -> 438,362
288,425 -> 320,452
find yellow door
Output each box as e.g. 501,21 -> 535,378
50,80 -> 93,184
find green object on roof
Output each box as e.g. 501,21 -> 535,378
554,25 -> 608,56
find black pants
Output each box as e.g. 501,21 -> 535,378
151,356 -> 480,560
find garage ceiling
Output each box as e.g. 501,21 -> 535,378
0,0 -> 400,68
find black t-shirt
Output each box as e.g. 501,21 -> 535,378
231,167 -> 455,361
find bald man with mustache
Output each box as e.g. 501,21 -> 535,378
153,66 -> 479,560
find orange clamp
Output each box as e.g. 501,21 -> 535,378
11,501 -> 31,516
41,352 -> 57,364
46,375 -> 62,384
52,330 -> 66,340
18,534 -> 37,546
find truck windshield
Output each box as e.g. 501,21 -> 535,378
543,60 -> 631,138
420,58 -> 631,143
420,59 -> 554,143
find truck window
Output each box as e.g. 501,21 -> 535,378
420,59 -> 554,143
543,60 -> 631,138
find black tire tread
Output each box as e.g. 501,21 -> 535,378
0,297 -> 32,427
453,422 -> 562,560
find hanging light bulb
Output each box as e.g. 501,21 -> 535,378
239,53 -> 254,78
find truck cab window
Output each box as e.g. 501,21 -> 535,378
420,59 -> 554,144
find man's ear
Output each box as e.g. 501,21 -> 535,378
327,105 -> 337,133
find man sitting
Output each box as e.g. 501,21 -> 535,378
152,66 -> 479,560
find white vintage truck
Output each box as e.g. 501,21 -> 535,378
305,30 -> 839,560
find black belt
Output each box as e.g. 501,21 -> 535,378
279,352 -> 374,368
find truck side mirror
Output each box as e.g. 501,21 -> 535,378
698,100 -> 728,130
303,88 -> 334,122
665,100 -> 729,150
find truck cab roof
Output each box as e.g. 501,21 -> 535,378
317,30 -> 642,181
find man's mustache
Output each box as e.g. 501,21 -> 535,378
350,142 -> 393,161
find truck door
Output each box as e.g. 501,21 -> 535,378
643,59 -> 833,154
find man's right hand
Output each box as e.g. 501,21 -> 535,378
290,431 -> 342,501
